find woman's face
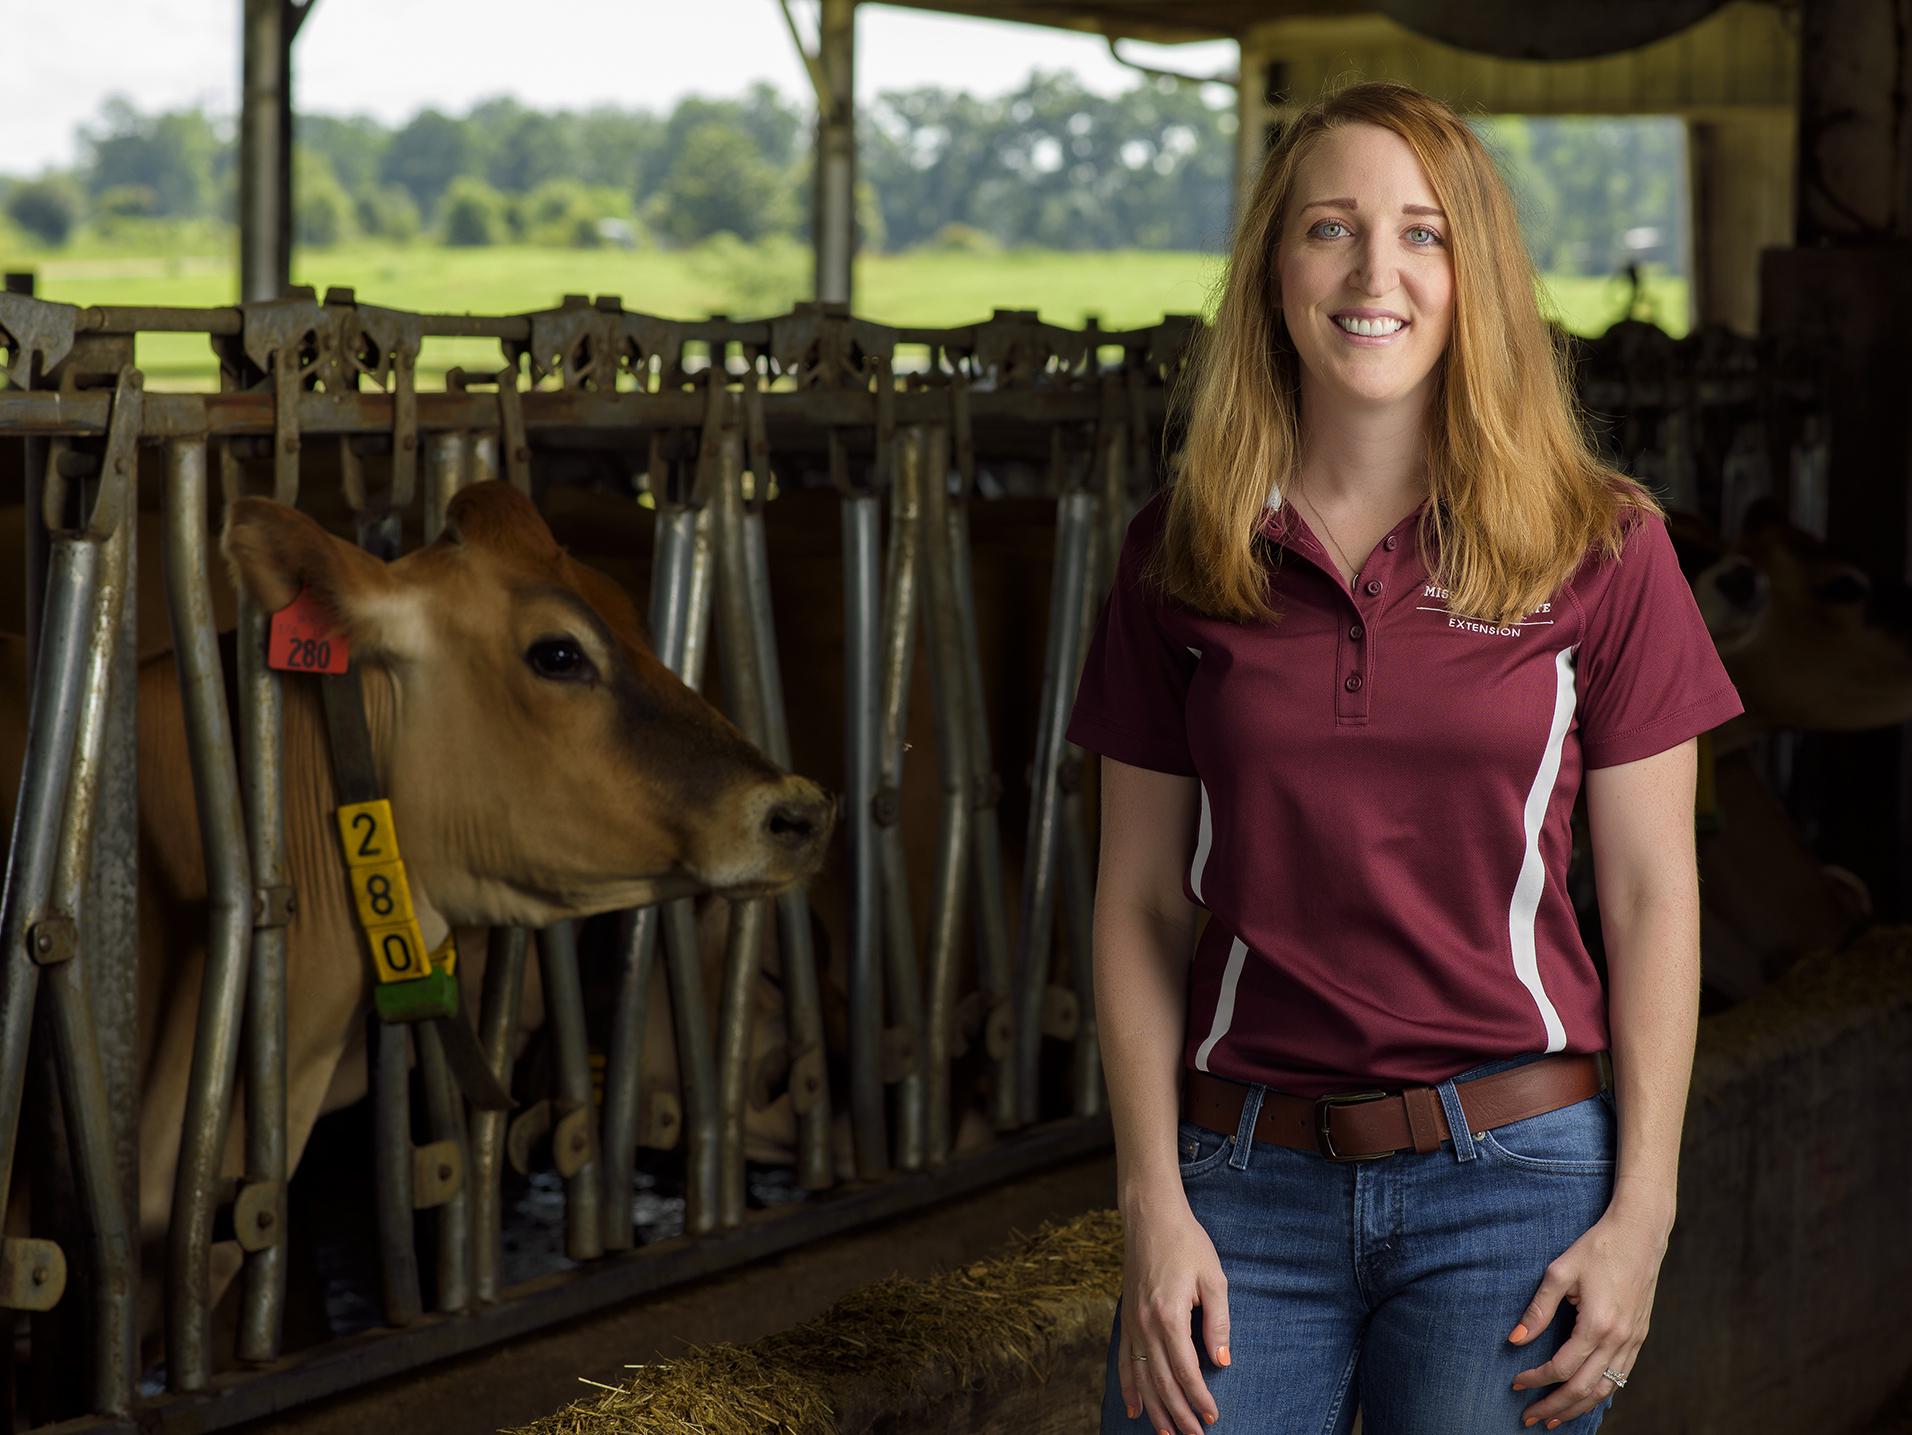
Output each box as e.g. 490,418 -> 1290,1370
1276,121 -> 1455,414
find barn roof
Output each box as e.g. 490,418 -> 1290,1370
872,0 -> 1338,45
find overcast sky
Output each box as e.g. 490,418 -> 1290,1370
7,0 -> 1237,176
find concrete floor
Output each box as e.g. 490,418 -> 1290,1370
243,1149 -> 1120,1435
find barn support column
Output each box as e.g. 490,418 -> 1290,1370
1762,0 -> 1912,918
1232,39 -> 1288,219
1686,111 -> 1792,336
240,0 -> 315,303
788,0 -> 857,305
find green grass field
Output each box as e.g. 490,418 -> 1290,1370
5,239 -> 1690,389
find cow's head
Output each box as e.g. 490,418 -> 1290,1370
1671,499 -> 1912,733
222,480 -> 835,926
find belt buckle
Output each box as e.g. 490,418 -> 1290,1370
1314,1089 -> 1392,1162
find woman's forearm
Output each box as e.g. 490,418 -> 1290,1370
1598,880 -> 1701,1242
1095,899 -> 1198,1217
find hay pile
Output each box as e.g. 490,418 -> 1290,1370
506,1206 -> 1125,1435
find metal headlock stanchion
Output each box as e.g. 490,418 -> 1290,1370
874,417 -> 927,1173
709,377 -> 778,1225
163,432 -> 257,1392
736,373 -> 834,1195
535,918 -> 602,1261
837,355 -> 891,1180
3,369 -> 144,1417
914,419 -> 975,1166
1013,435 -> 1099,1128
470,924 -> 527,1298
941,369 -> 1019,1136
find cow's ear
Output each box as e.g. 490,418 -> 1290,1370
220,499 -> 412,652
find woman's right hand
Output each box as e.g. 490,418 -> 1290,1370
1118,1198 -> 1230,1433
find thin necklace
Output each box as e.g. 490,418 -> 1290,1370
1293,486 -> 1359,589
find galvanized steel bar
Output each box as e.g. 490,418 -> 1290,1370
659,502 -> 721,1234
424,430 -> 468,544
709,418 -> 775,1226
413,1020 -> 473,1312
601,498 -> 695,1249
875,427 -> 925,1172
738,504 -> 832,1192
42,507 -> 137,1413
369,1016 -> 422,1325
163,436 -> 256,1391
0,535 -> 97,1264
947,499 -> 1017,1131
841,485 -> 887,1176
470,924 -> 527,1299
1012,486 -> 1096,1126
235,594 -> 289,1362
536,920 -> 602,1261
914,424 -> 973,1165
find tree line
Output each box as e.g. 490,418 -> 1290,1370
0,76 -> 1685,275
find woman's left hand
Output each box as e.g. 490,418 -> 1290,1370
1506,1201 -> 1669,1429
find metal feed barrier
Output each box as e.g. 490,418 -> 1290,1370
0,287 -> 1193,1433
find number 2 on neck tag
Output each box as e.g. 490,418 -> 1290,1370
267,587 -> 350,674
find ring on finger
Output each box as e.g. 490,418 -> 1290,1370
1600,1367 -> 1628,1390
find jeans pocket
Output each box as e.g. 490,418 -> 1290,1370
1176,1119 -> 1233,1179
1476,1095 -> 1615,1174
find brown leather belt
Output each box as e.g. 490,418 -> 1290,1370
1182,1051 -> 1611,1162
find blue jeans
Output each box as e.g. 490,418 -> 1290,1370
1100,1052 -> 1618,1434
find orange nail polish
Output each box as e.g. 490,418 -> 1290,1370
1511,1382 -> 1524,1391
1510,1323 -> 1529,1342
1125,1403 -> 1137,1419
1547,1422 -> 1561,1431
1217,1345 -> 1231,1366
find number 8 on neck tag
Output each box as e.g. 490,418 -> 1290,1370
268,587 -> 350,674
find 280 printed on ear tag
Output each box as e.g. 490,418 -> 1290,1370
267,587 -> 349,674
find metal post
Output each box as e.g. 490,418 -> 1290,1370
1013,486 -> 1096,1126
813,0 -> 857,306
424,431 -> 468,544
915,424 -> 973,1165
369,1015 -> 421,1325
874,427 -> 925,1172
740,497 -> 833,1192
163,436 -> 256,1392
414,1020 -> 473,1311
841,483 -> 887,1176
470,924 -> 526,1299
239,0 -> 292,302
536,920 -> 601,1261
947,498 -> 1017,1132
41,508 -> 138,1415
236,603 -> 289,1362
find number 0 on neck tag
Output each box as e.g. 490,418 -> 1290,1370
268,587 -> 349,674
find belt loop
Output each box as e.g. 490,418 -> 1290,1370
1229,1083 -> 1265,1169
1435,1077 -> 1478,1163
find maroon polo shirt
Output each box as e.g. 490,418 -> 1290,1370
1066,486 -> 1744,1098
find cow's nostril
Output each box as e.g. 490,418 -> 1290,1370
767,800 -> 823,844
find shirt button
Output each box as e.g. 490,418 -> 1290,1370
1384,534 -> 1398,551
1344,674 -> 1363,692
1349,623 -> 1365,640
1364,578 -> 1383,596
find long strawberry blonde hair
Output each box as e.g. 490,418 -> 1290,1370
1148,80 -> 1660,628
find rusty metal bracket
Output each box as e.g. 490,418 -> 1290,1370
0,1237 -> 66,1312
243,290 -> 328,505
513,294 -> 621,392
40,366 -> 142,541
25,914 -> 75,966
352,301 -> 424,511
446,366 -> 531,494
0,292 -> 76,386
411,1139 -> 462,1209
505,1100 -> 551,1176
252,885 -> 296,929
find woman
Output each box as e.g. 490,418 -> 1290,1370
1066,81 -> 1742,1435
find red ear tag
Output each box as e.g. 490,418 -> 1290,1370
267,587 -> 350,674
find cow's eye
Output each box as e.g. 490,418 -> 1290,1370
526,637 -> 595,683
